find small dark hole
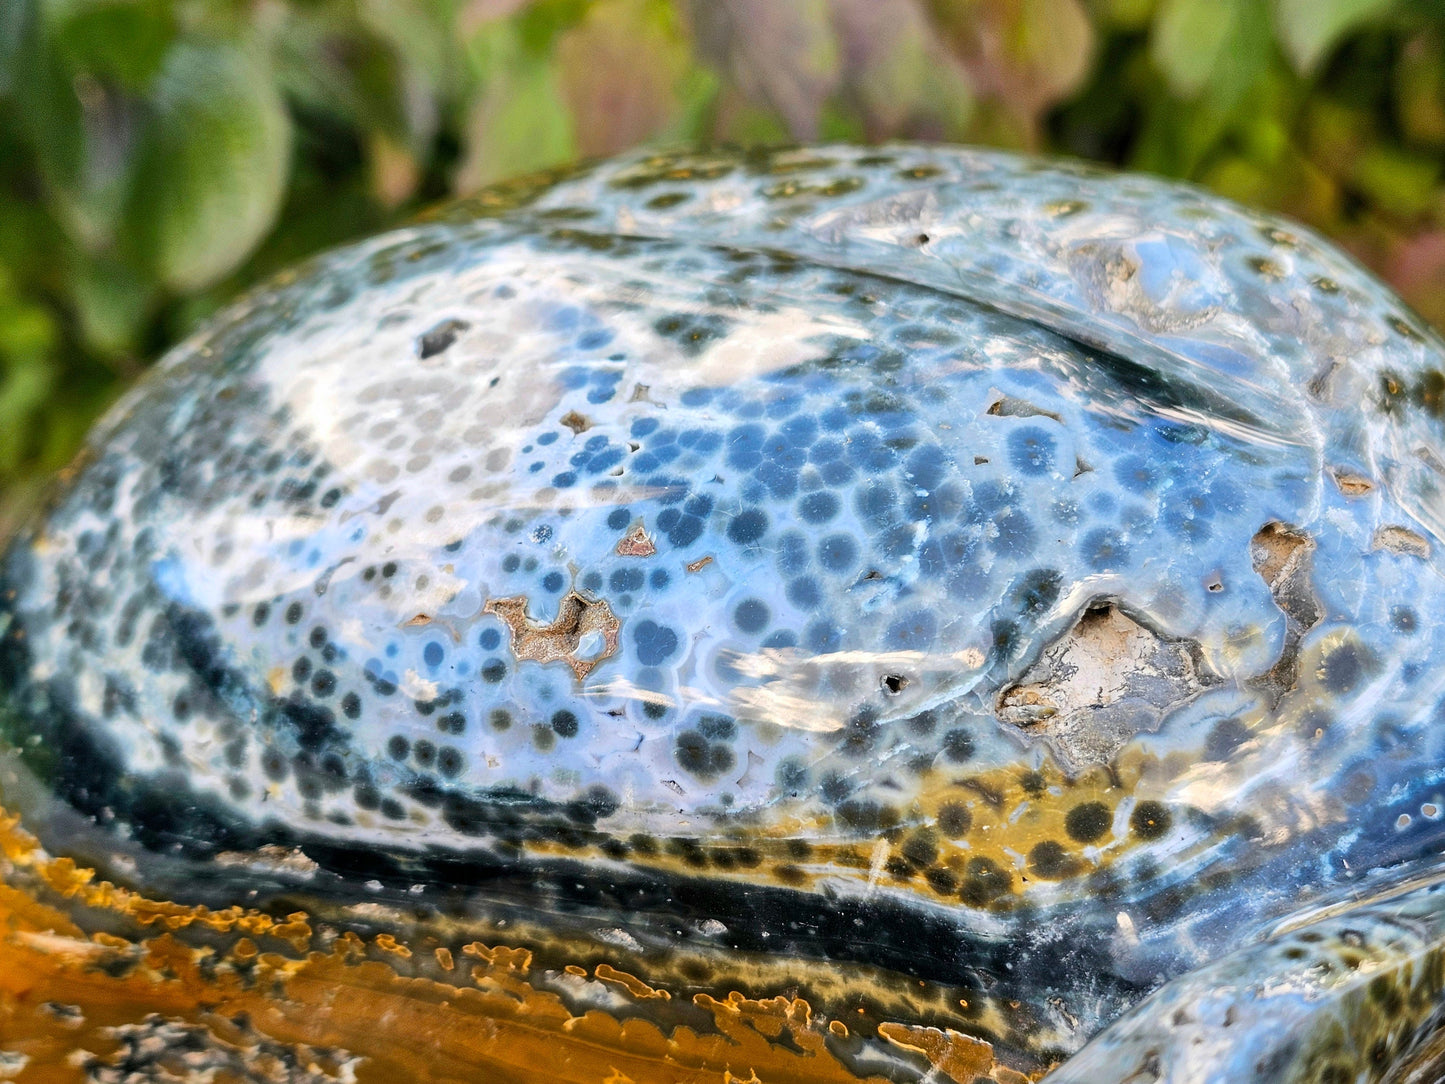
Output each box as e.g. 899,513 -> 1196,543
882,674 -> 909,694
418,319 -> 470,359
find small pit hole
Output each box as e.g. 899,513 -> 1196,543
418,319 -> 470,359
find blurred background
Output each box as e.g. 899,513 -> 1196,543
1,0 -> 1444,526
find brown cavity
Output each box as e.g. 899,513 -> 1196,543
559,410 -> 592,435
1329,469 -> 1374,496
484,589 -> 620,680
1249,521 -> 1322,703
616,523 -> 657,557
996,602 -> 1215,772
1372,525 -> 1431,559
985,396 -> 1063,423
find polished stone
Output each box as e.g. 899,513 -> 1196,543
3,144 -> 1445,1083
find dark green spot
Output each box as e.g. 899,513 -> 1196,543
1065,801 -> 1112,844
1130,801 -> 1172,841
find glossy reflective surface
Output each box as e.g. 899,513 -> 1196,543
3,145 -> 1445,1083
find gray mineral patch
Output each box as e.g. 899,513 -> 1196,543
997,602 -> 1216,772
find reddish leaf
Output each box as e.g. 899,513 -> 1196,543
1389,231 -> 1445,334
369,131 -> 421,209
459,0 -> 533,37
684,0 -> 841,140
556,0 -> 688,158
830,0 -> 974,140
925,0 -> 1093,134
1397,32 -> 1445,148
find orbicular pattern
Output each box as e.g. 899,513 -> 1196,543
3,144 -> 1445,1083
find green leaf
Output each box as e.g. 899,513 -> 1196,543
0,0 -> 30,97
714,95 -> 794,145
271,11 -> 411,141
1151,0 -> 1236,98
1210,0 -> 1272,111
513,0 -> 594,55
0,359 -> 53,475
9,2 -> 85,192
51,0 -> 174,92
1130,94 -> 1230,176
1353,144 -> 1440,217
1016,0 -> 1097,107
4,1 -> 158,252
1201,155 -> 1274,205
1151,0 -> 1270,108
458,23 -> 574,189
818,99 -> 866,141
1275,0 -> 1394,73
127,42 -> 291,292
0,274 -> 55,362
666,63 -> 721,142
0,278 -> 57,477
359,0 -> 451,90
1096,0 -> 1160,29
71,254 -> 149,356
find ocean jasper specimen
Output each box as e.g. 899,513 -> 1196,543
3,145 -> 1445,1083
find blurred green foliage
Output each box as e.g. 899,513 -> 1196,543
1,0 -> 1444,517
